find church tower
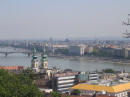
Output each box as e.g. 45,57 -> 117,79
31,48 -> 39,72
41,47 -> 48,69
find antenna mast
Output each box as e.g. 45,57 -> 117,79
123,14 -> 130,38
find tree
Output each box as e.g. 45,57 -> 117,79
103,68 -> 115,73
0,69 -> 43,97
72,89 -> 80,95
51,91 -> 62,97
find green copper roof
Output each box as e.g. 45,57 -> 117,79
33,48 -> 37,55
32,48 -> 38,59
41,47 -> 47,60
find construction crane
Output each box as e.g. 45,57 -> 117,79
123,14 -> 130,38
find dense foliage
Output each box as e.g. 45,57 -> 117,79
51,92 -> 62,97
0,69 -> 43,97
71,89 -> 80,95
103,68 -> 115,73
92,49 -> 113,57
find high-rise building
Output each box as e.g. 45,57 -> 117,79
31,48 -> 39,72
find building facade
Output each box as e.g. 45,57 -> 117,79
69,45 -> 86,56
88,72 -> 99,81
31,48 -> 39,72
52,71 -> 78,93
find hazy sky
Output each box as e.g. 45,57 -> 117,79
0,0 -> 130,40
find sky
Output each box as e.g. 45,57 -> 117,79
0,0 -> 130,40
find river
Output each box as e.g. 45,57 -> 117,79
0,47 -> 130,72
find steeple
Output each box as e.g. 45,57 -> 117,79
31,48 -> 39,72
32,48 -> 37,59
41,47 -> 48,69
42,47 -> 47,61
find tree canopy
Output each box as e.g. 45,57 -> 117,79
0,69 -> 43,97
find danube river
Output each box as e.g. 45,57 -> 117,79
0,47 -> 130,72
0,53 -> 130,72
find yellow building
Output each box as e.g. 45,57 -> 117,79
71,82 -> 130,97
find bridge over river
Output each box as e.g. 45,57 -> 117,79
0,47 -> 33,57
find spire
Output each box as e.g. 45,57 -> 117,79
33,48 -> 36,54
32,48 -> 38,59
41,46 -> 48,69
31,48 -> 39,72
41,47 -> 47,60
43,46 -> 46,55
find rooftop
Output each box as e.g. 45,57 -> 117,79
72,82 -> 130,93
0,66 -> 24,70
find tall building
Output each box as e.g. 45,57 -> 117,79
69,45 -> 86,56
31,48 -> 39,72
41,47 -> 48,69
113,48 -> 124,58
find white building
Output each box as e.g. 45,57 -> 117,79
89,72 -> 99,81
52,71 -> 78,93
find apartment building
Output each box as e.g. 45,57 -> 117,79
52,71 -> 78,93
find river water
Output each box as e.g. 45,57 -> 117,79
0,47 -> 130,72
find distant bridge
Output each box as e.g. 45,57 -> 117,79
0,51 -> 33,57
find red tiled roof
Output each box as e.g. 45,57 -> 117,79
0,66 -> 24,70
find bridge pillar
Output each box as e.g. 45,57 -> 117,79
5,52 -> 8,57
27,53 -> 31,57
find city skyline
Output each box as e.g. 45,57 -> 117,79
0,0 -> 130,40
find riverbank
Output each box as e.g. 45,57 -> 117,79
49,55 -> 130,65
